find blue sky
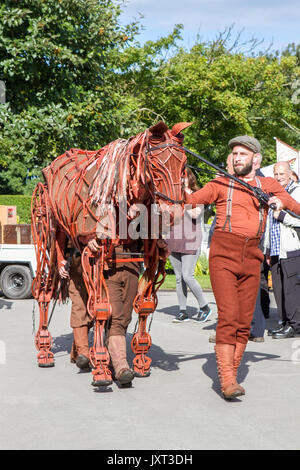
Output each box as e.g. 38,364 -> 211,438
119,0 -> 299,52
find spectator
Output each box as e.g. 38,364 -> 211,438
249,153 -> 270,342
291,171 -> 299,183
167,168 -> 211,323
263,161 -> 300,339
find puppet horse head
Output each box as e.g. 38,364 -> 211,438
87,121 -> 192,238
130,121 -> 192,211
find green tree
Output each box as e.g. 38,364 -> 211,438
0,0 -> 139,193
121,29 -> 300,184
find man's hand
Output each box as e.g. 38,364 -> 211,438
87,238 -> 100,253
157,239 -> 170,259
128,203 -> 140,219
59,260 -> 69,279
268,196 -> 283,211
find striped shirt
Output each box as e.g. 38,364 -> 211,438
269,180 -> 293,256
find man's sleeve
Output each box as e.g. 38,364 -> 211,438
277,186 -> 300,228
186,180 -> 219,207
267,179 -> 300,216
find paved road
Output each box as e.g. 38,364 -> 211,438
0,290 -> 300,451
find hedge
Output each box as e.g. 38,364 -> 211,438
0,195 -> 32,224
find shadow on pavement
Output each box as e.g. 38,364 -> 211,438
52,332 -> 73,354
51,329 -> 280,399
0,298 -> 13,309
156,301 -> 216,319
201,350 -> 281,397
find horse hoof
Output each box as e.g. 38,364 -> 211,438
133,370 -> 150,378
38,362 -> 55,368
92,379 -> 113,387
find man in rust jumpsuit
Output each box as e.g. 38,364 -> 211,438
186,136 -> 300,400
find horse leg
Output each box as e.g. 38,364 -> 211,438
131,240 -> 165,377
89,317 -> 112,386
131,315 -> 152,377
82,247 -> 113,387
131,295 -> 156,377
35,297 -> 55,367
31,183 -> 56,368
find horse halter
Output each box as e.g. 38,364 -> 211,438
144,137 -> 187,205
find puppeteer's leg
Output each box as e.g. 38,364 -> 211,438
106,256 -> 140,386
107,335 -> 134,386
69,254 -> 91,370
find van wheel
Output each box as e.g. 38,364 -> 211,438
0,265 -> 33,299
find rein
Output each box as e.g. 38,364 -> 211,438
148,143 -> 300,220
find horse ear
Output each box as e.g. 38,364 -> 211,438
149,121 -> 168,137
171,122 -> 194,137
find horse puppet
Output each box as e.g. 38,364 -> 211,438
31,121 -> 192,387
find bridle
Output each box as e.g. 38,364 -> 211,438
144,141 -> 186,205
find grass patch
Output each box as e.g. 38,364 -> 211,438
0,195 -> 32,224
161,274 -> 211,290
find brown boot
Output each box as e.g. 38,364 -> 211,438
73,326 -> 90,370
70,341 -> 78,364
215,344 -> 245,400
233,342 -> 247,394
108,335 -> 134,386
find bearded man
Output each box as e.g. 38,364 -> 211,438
185,135 -> 300,400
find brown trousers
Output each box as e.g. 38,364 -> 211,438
209,231 -> 264,345
69,254 -> 89,328
68,251 -> 140,336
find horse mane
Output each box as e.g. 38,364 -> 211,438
88,132 -> 145,212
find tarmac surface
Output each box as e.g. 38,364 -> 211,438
0,289 -> 300,451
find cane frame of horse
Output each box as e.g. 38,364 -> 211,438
31,121 -> 192,386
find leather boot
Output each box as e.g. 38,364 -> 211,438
73,326 -> 90,370
70,341 -> 77,364
215,344 -> 245,400
233,342 -> 247,395
108,335 -> 134,386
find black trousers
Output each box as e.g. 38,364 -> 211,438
250,289 -> 266,338
250,260 -> 269,337
260,258 -> 270,318
271,255 -> 300,330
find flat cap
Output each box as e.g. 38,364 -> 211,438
228,135 -> 261,154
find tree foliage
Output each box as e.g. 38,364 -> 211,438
121,30 -> 300,183
0,0 -> 139,193
0,4 -> 299,193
